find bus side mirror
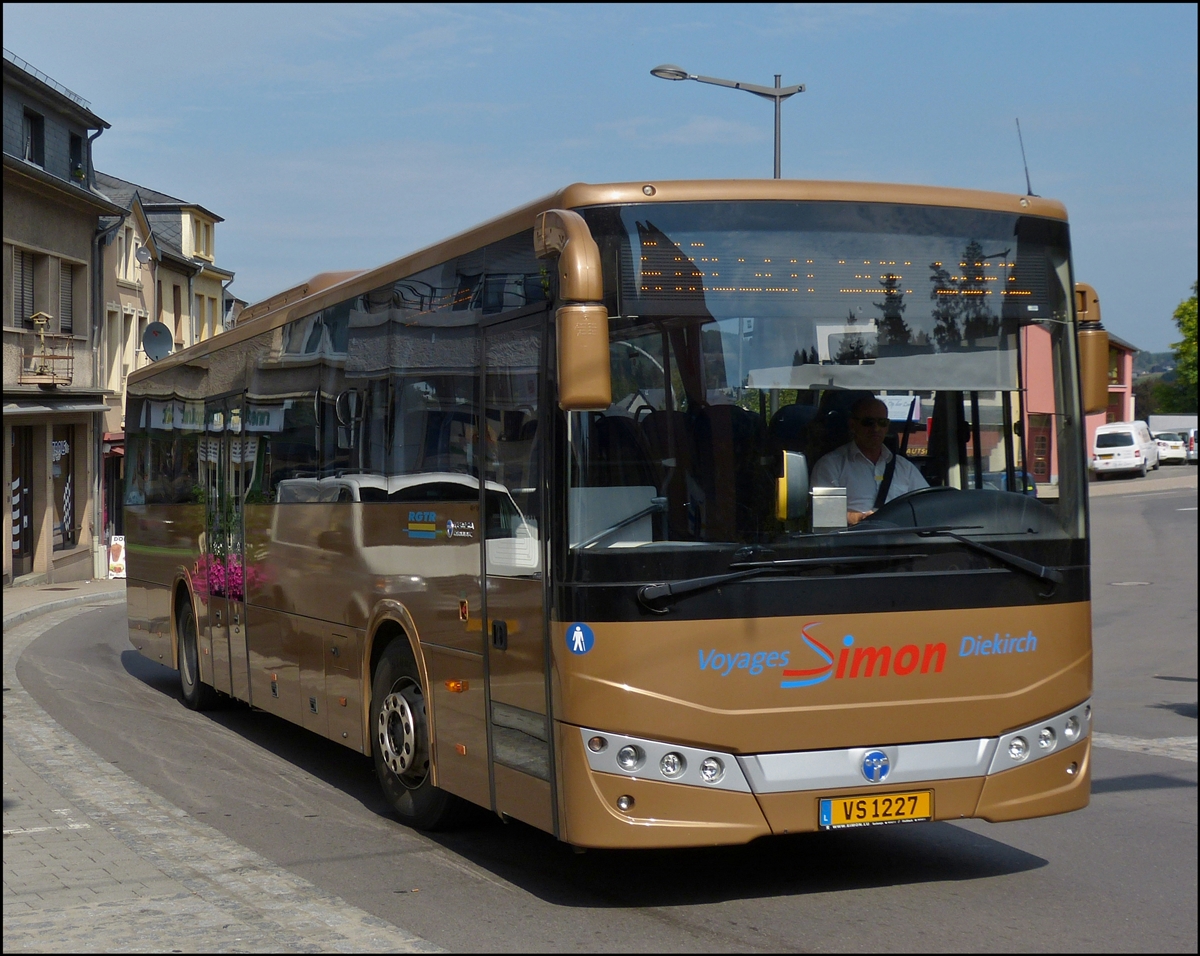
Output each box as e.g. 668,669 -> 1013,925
535,209 -> 611,411
1074,282 -> 1109,415
776,451 -> 810,521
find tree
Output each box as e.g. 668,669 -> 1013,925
1133,375 -> 1163,418
1159,281 -> 1197,412
835,333 -> 871,364
874,273 -> 911,346
958,240 -> 1000,345
929,261 -> 961,351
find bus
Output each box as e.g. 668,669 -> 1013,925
125,179 -> 1109,848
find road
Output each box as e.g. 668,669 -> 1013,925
11,472 -> 1197,952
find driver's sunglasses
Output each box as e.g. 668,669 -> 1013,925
854,417 -> 891,429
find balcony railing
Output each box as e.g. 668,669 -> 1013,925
20,314 -> 74,386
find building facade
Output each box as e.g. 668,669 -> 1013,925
1083,333 -> 1138,460
3,49 -> 125,587
93,172 -> 236,547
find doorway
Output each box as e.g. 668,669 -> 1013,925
11,426 -> 34,578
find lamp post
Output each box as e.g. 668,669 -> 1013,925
650,64 -> 804,179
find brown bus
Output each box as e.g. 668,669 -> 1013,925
125,179 -> 1109,847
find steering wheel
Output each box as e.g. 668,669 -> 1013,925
863,484 -> 957,523
886,485 -> 958,505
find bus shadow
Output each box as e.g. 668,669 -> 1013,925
418,816 -> 1048,908
120,650 -> 391,811
121,650 -> 1048,907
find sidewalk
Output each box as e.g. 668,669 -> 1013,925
1088,469 -> 1197,498
2,576 -> 126,628
3,582 -> 438,954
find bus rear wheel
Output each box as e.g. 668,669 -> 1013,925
177,598 -> 216,710
371,640 -> 461,830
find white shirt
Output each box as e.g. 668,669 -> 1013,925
810,441 -> 929,513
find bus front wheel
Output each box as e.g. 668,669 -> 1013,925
371,640 -> 461,830
177,599 -> 216,710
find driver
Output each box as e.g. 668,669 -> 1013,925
810,396 -> 927,526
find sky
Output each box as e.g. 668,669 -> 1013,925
4,3 -> 1196,352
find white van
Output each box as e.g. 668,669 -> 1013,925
1092,421 -> 1159,478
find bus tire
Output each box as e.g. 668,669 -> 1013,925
178,598 -> 216,710
371,640 -> 461,830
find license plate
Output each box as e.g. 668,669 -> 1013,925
1099,454 -> 1114,460
819,790 -> 932,828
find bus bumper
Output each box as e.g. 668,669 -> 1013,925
559,701 -> 1092,848
558,720 -> 772,849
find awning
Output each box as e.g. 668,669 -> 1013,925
4,400 -> 111,416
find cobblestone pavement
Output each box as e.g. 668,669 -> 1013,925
3,600 -> 441,954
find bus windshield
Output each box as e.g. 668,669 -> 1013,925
568,201 -> 1084,576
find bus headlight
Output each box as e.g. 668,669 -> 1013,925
616,745 -> 643,771
699,756 -> 724,784
1008,736 -> 1029,761
1038,727 -> 1057,750
659,752 -> 686,778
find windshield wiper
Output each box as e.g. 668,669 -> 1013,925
827,523 -> 1061,591
915,529 -> 1063,592
637,554 -> 924,613
576,498 -> 667,550
806,523 -> 983,539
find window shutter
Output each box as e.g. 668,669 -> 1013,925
17,250 -> 35,327
59,264 -> 74,334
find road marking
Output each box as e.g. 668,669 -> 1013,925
1113,490 -> 1197,499
3,807 -> 93,836
1178,506 -> 1197,511
1091,733 -> 1198,763
4,822 -> 92,836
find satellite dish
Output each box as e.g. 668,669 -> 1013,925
135,246 -> 152,264
142,321 -> 173,361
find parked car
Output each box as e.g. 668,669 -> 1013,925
1188,428 -> 1198,464
1092,421 -> 1159,478
1153,431 -> 1188,465
982,469 -> 1038,496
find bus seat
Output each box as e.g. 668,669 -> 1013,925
693,404 -> 772,538
809,389 -> 874,464
641,408 -> 697,539
641,409 -> 696,472
767,403 -> 818,454
582,413 -> 657,488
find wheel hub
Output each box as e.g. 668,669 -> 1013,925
377,679 -> 428,785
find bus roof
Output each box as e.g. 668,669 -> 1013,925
129,178 -> 1068,386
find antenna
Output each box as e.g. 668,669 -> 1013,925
1015,118 -> 1037,197
142,321 -> 173,361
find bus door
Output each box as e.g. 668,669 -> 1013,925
481,314 -> 553,833
203,397 -> 252,702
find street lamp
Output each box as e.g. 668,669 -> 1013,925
650,64 -> 804,179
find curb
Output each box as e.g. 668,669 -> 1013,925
3,590 -> 125,631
